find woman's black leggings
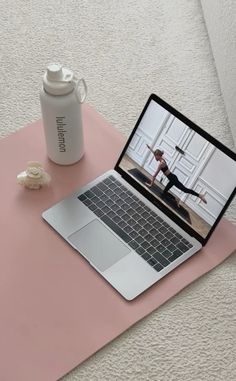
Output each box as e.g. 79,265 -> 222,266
163,173 -> 199,197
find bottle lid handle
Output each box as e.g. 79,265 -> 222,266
75,78 -> 87,103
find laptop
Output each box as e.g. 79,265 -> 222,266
42,94 -> 236,300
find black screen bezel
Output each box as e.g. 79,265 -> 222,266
115,93 -> 236,246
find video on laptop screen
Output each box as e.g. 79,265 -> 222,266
118,99 -> 236,238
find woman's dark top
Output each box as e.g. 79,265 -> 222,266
160,160 -> 169,174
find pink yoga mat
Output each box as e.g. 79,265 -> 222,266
0,104 -> 236,381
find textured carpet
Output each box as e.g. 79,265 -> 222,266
0,1 -> 235,380
201,0 -> 236,144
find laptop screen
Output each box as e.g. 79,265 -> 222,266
116,95 -> 236,243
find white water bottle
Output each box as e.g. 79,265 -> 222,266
40,63 -> 87,165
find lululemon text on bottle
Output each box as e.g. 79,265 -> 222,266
56,116 -> 67,152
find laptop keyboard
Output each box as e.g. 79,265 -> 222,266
78,175 -> 193,272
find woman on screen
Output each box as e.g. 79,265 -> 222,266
145,145 -> 207,204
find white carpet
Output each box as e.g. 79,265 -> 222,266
201,0 -> 236,145
0,1 -> 235,380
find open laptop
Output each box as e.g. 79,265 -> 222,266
42,94 -> 236,300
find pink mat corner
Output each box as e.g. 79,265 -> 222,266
0,103 -> 235,381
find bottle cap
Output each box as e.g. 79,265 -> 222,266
47,63 -> 63,81
43,63 -> 75,95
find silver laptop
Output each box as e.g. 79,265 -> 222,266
42,94 -> 236,300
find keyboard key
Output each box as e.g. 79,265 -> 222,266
159,226 -> 167,234
141,241 -> 150,249
101,215 -> 132,243
161,238 -> 170,246
147,216 -> 156,224
144,233 -> 152,241
130,231 -> 139,239
153,262 -> 164,272
116,208 -> 125,216
168,249 -> 183,262
97,182 -> 108,191
162,249 -> 172,259
138,217 -> 146,225
150,238 -> 159,247
113,187 -> 123,195
129,240 -> 139,250
146,246 -> 156,255
112,204 -> 120,212
116,199 -> 124,207
97,200 -> 105,208
84,190 -> 94,198
107,210 -> 116,219
127,219 -> 136,227
133,223 -> 142,231
113,215 -> 122,224
109,183 -> 117,190
136,247 -> 145,255
167,243 -> 176,251
177,242 -> 188,252
130,201 -> 139,209
142,211 -> 149,218
148,258 -> 157,267
155,233 -> 164,241
111,194 -> 120,202
165,232 -> 174,239
125,197 -> 133,204
139,229 -> 148,237
92,188 -> 103,197
171,236 -> 179,244
126,208 -> 136,216
92,195 -> 100,204
83,198 -> 93,206
122,203 -> 130,211
89,204 -> 98,212
94,209 -> 104,218
99,193 -> 110,202
123,214 -> 130,222
136,236 -> 144,244
136,206 -> 144,214
152,252 -> 170,267
142,252 -> 151,261
144,222 -> 152,231
78,193 -> 87,201
156,243 -> 165,253
150,228 -> 157,235
153,220 -> 160,228
133,213 -> 140,221
102,206 -> 110,214
118,221 -> 127,229
124,225 -> 132,234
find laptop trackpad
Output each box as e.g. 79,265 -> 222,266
68,219 -> 131,272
